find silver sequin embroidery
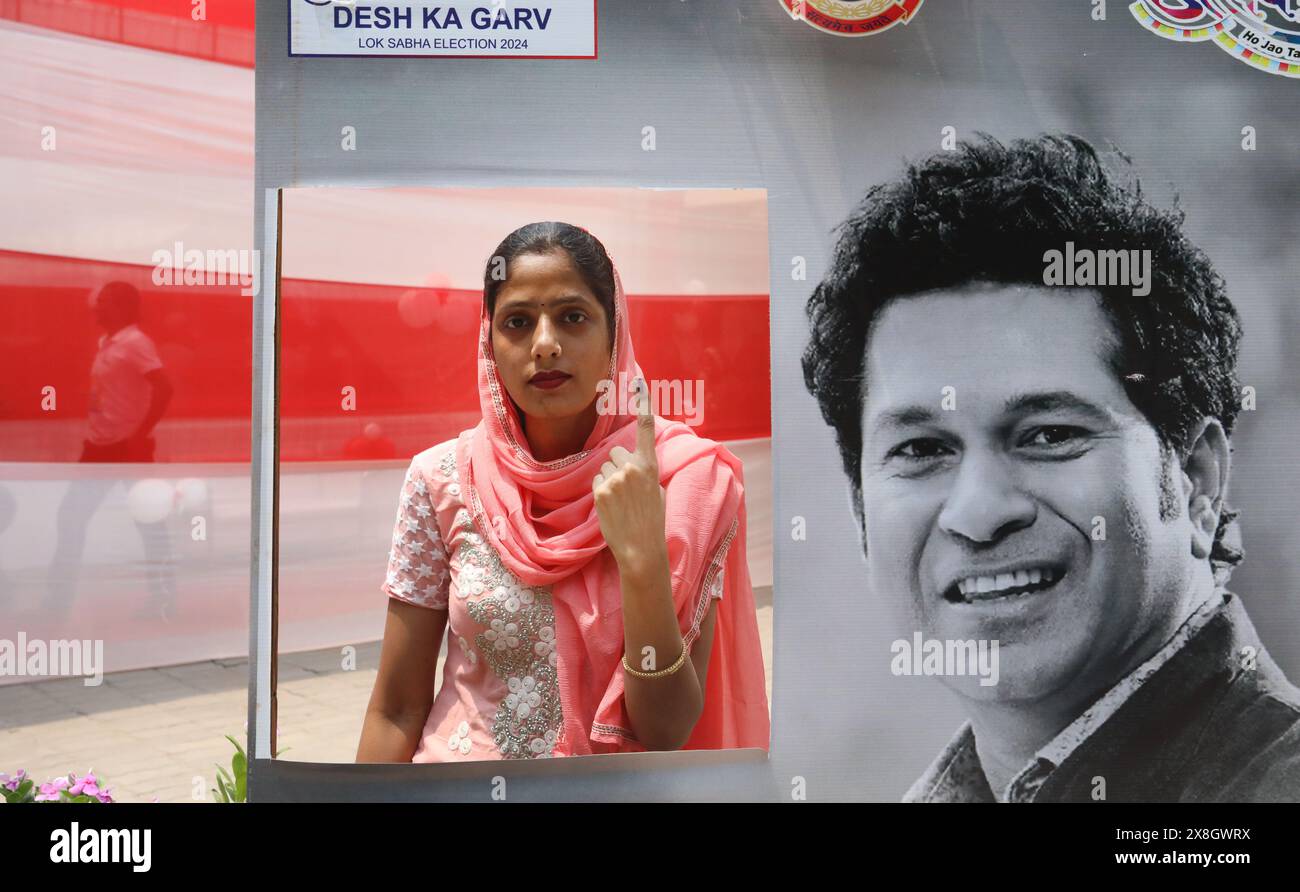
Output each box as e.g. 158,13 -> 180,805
443,448 -> 563,759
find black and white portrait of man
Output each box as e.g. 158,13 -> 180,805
801,133 -> 1300,803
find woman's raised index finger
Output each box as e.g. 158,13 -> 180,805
635,377 -> 657,463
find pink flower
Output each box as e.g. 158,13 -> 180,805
36,777 -> 69,801
1,769 -> 26,791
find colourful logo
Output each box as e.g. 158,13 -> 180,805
1130,0 -> 1300,77
780,0 -> 925,37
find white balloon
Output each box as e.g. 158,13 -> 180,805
397,289 -> 439,328
398,272 -> 476,335
174,478 -> 209,516
127,479 -> 174,524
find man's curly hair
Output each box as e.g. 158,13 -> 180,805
801,133 -> 1244,576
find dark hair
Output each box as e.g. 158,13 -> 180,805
483,222 -> 616,346
801,133 -> 1243,576
96,281 -> 141,320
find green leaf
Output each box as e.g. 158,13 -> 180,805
233,750 -> 247,802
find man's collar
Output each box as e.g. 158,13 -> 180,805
99,322 -> 140,348
905,592 -> 1238,802
902,721 -> 989,802
1031,594 -> 1222,769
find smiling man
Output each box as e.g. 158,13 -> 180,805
801,133 -> 1300,802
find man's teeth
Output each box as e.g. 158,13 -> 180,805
956,567 -> 1055,597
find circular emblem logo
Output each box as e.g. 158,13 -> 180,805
780,0 -> 926,37
1130,0 -> 1300,78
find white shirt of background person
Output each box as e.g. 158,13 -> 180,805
87,322 -> 164,446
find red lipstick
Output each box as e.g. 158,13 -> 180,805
529,370 -> 571,390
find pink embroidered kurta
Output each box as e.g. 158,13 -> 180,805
380,433 -> 725,761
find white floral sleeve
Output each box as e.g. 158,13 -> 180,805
381,461 -> 450,610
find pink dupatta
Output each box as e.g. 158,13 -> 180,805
456,254 -> 770,754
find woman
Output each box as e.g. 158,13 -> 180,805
357,222 -> 769,760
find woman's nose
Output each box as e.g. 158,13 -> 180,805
532,314 -> 561,359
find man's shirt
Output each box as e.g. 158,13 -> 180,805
904,593 -> 1300,802
87,323 -> 164,445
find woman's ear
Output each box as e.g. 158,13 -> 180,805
1180,417 -> 1231,561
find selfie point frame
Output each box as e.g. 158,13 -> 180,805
247,186 -> 775,801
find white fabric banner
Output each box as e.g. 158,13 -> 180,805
0,21 -> 769,296
0,20 -> 254,264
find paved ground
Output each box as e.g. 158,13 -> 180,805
0,589 -> 772,802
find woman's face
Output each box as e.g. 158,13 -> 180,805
490,250 -> 612,424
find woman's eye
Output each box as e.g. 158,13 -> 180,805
563,311 -> 587,324
503,316 -> 527,330
887,438 -> 950,461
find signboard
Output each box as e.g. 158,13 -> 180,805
289,0 -> 598,58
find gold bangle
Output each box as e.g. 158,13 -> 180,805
621,643 -> 688,679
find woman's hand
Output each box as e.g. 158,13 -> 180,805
593,380 -> 708,749
592,379 -> 667,574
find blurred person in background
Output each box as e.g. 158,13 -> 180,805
44,281 -> 177,620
